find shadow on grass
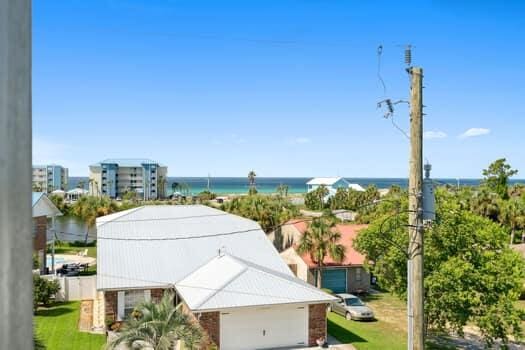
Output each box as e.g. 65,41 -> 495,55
327,318 -> 367,344
35,303 -> 74,317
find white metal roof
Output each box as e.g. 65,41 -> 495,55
96,205 -> 294,291
306,177 -> 347,186
176,253 -> 336,311
67,188 -> 89,194
348,183 -> 366,192
32,192 -> 62,218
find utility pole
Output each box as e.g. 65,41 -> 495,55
408,66 -> 424,350
0,0 -> 32,349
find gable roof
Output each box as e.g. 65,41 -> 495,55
306,177 -> 348,186
290,222 -> 368,267
32,192 -> 62,218
176,253 -> 336,312
96,205 -> 293,291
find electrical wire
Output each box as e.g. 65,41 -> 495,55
377,45 -> 387,96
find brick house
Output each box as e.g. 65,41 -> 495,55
32,192 -> 61,274
97,205 -> 335,349
279,221 -> 371,294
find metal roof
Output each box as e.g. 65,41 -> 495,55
96,205 -> 294,292
32,192 -> 62,218
306,177 -> 347,186
32,192 -> 44,207
176,253 -> 336,311
90,158 -> 165,167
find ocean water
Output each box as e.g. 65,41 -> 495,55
67,177 -> 525,195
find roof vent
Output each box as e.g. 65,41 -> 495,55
218,246 -> 227,257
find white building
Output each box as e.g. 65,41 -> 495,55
32,164 -> 68,193
89,158 -> 167,200
306,177 -> 365,199
96,205 -> 335,349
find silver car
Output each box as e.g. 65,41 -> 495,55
328,293 -> 375,321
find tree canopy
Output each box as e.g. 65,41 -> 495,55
482,158 -> 518,199
221,194 -> 299,233
354,188 -> 525,346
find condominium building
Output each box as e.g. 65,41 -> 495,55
32,164 -> 69,193
89,159 -> 167,199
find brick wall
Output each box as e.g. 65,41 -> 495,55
151,288 -> 164,302
33,216 -> 47,251
104,291 -> 117,323
308,303 -> 327,346
199,312 -> 220,348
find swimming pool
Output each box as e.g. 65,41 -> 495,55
46,256 -> 66,266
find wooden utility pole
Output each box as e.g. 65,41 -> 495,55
408,66 -> 424,350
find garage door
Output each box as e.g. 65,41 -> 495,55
322,269 -> 347,293
220,305 -> 308,350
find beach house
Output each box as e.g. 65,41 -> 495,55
32,192 -> 62,274
306,177 -> 365,200
279,221 -> 371,294
96,205 -> 335,349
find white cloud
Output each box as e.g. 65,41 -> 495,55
289,137 -> 312,144
423,131 -> 447,139
459,128 -> 491,139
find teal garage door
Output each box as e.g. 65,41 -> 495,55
322,269 -> 346,293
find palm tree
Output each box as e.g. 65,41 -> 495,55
297,216 -> 346,288
500,198 -> 525,244
276,184 -> 289,197
32,183 -> 43,192
248,170 -> 257,194
107,292 -> 203,350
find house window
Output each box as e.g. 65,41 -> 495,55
356,268 -> 362,282
124,290 -> 145,317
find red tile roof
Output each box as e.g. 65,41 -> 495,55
291,221 -> 368,268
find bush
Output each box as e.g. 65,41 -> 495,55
33,275 -> 60,312
33,254 -> 40,270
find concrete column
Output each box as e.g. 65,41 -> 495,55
0,0 -> 33,349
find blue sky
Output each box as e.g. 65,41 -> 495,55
33,0 -> 525,177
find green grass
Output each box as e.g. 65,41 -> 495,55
328,312 -> 406,350
328,292 -> 407,350
52,245 -> 97,258
35,301 -> 106,350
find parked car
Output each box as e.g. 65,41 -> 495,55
328,293 -> 375,321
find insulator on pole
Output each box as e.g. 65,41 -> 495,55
405,45 -> 412,66
422,163 -> 435,221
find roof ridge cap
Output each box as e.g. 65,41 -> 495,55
96,206 -> 145,227
184,255 -> 248,309
231,255 -> 328,295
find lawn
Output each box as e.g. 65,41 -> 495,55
35,301 -> 106,350
327,292 -> 407,350
52,245 -> 97,258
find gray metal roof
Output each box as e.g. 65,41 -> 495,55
96,205 -> 293,292
176,253 -> 336,311
90,158 -> 164,167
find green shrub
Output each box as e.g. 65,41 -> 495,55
33,275 -> 60,312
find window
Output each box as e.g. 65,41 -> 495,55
356,268 -> 362,282
124,290 -> 145,317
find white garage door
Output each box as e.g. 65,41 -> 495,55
220,305 -> 308,350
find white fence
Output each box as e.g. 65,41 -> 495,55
42,275 -> 96,301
